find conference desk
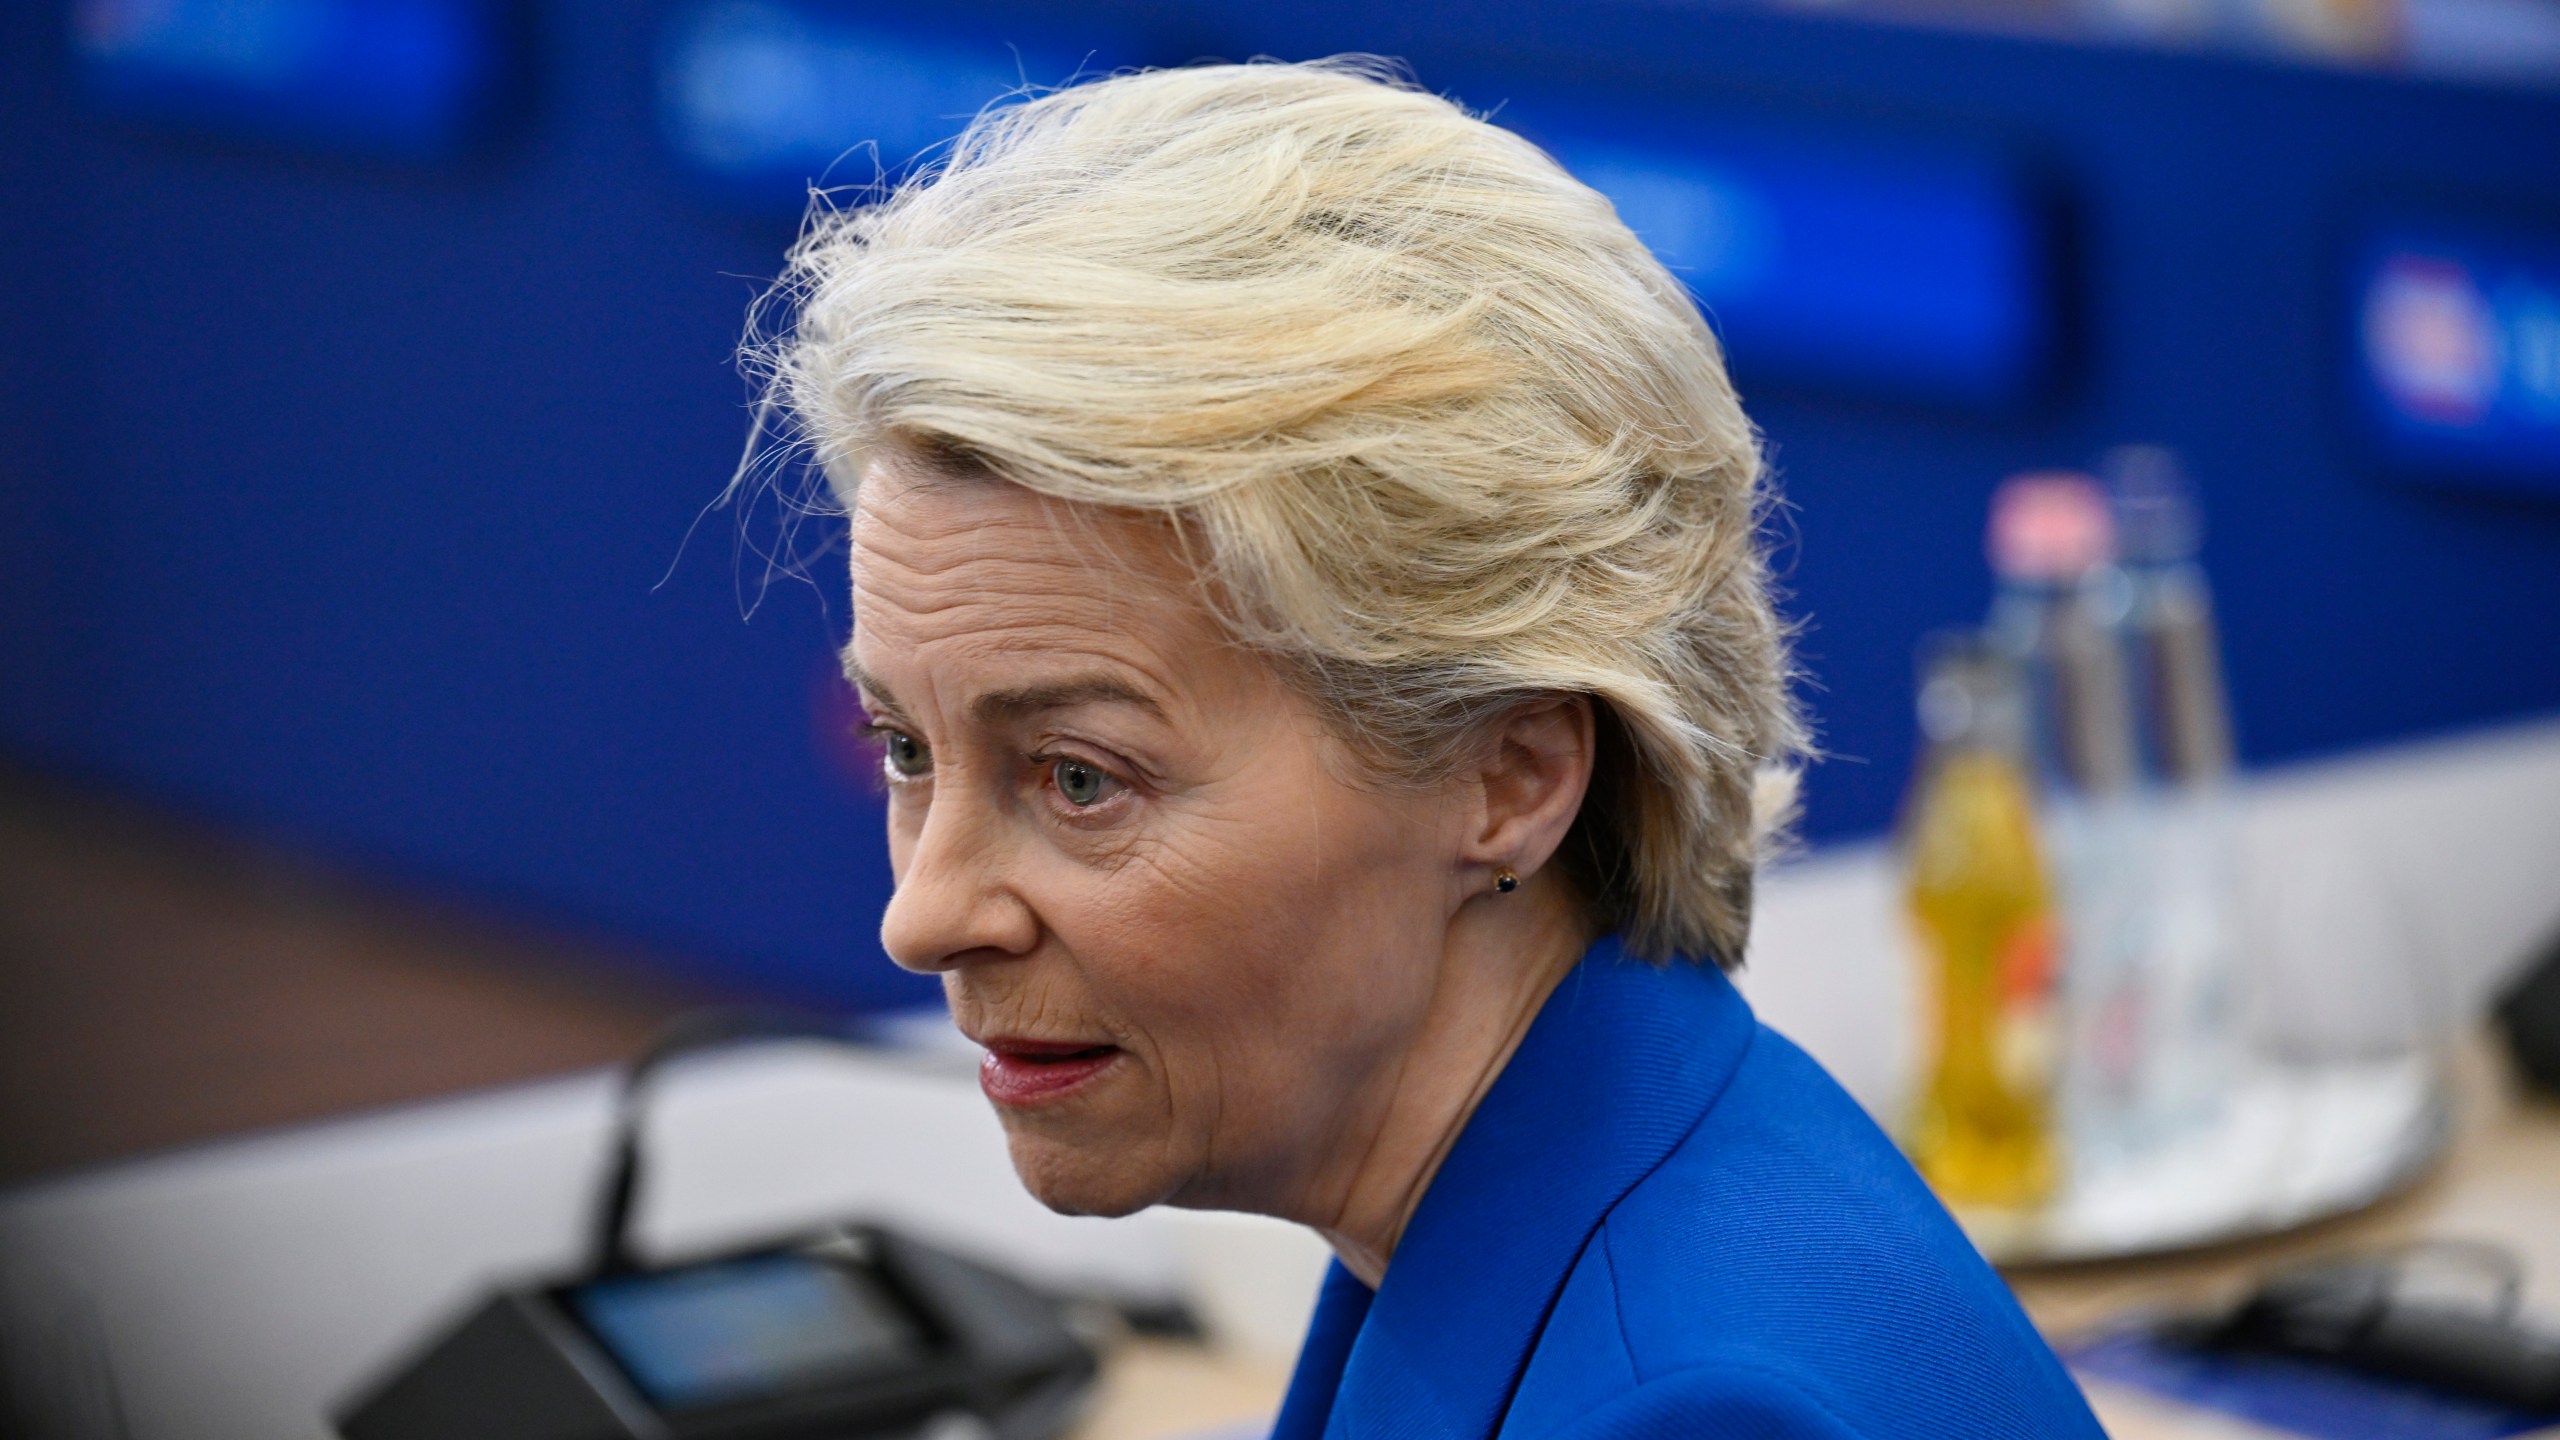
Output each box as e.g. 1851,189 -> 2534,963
2,719 -> 2554,1440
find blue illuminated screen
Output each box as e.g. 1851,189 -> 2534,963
71,0 -> 507,157
571,1253 -> 923,1410
1533,118 -> 2055,409
658,1 -> 1130,207
2351,220 -> 2560,496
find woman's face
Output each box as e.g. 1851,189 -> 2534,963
847,456 -> 1473,1220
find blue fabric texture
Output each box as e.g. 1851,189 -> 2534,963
1268,937 -> 2107,1440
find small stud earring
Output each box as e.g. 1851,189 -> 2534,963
1494,866 -> 1519,894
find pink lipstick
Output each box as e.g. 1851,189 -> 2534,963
977,1037 -> 1122,1107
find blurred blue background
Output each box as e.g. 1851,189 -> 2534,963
4,0 -> 2557,1011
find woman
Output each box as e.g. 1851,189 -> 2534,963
757,59 -> 2103,1439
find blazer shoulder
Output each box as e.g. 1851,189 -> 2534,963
1504,1239 -> 1871,1440
1603,1023 -> 2005,1333
1577,1027 -> 2107,1438
1533,1359 -> 1870,1440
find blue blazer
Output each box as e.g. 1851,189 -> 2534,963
1270,938 -> 2106,1439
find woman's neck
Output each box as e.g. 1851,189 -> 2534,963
1308,879 -> 1592,1289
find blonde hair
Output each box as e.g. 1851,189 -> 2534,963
756,57 -> 1804,966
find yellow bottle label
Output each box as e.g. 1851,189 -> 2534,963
1994,914 -> 2058,1099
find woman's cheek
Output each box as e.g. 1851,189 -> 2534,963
1072,832 -> 1286,1050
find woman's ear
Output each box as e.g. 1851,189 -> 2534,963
1461,695 -> 1597,887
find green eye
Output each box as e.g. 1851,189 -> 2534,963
1053,758 -> 1110,806
882,730 -> 930,778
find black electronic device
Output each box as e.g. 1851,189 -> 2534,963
332,1009 -> 1097,1440
333,1223 -> 1095,1440
2495,922 -> 2560,1098
2178,1242 -> 2560,1412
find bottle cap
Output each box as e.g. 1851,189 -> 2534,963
1988,470 -> 2114,581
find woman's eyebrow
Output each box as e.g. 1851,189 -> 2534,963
971,676 -> 1167,726
840,656 -> 911,723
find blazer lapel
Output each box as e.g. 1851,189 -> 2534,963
1270,1261 -> 1377,1440
1320,941 -> 1759,1440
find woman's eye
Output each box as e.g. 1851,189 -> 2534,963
881,730 -> 931,778
1052,757 -> 1115,807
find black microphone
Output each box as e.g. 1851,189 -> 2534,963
586,1006 -> 863,1276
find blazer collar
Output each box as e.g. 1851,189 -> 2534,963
1271,937 -> 1760,1440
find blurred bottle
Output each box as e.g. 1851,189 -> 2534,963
2105,445 -> 2241,1139
1902,633 -> 2062,1214
1986,471 -> 2140,799
1986,471 -> 2158,1175
2108,446 -> 2234,786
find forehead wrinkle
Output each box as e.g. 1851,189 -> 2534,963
853,463 -> 1119,569
853,460 -> 1192,603
852,525 -> 1164,646
853,524 -> 1109,597
856,574 -> 1116,630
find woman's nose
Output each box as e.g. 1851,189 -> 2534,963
878,793 -> 1041,973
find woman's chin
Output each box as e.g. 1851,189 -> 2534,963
1001,1129 -> 1174,1219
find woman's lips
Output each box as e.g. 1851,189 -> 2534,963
976,1037 -> 1123,1107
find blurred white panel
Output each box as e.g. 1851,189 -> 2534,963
1736,840 -> 1911,1120
1158,1209 -> 1335,1367
2233,717 -> 2560,1049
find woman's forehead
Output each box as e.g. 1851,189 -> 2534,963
852,451 -> 1179,573
846,466 -> 1234,716
852,468 -> 1184,616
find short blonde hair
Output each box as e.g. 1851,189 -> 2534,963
758,58 -> 1804,966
